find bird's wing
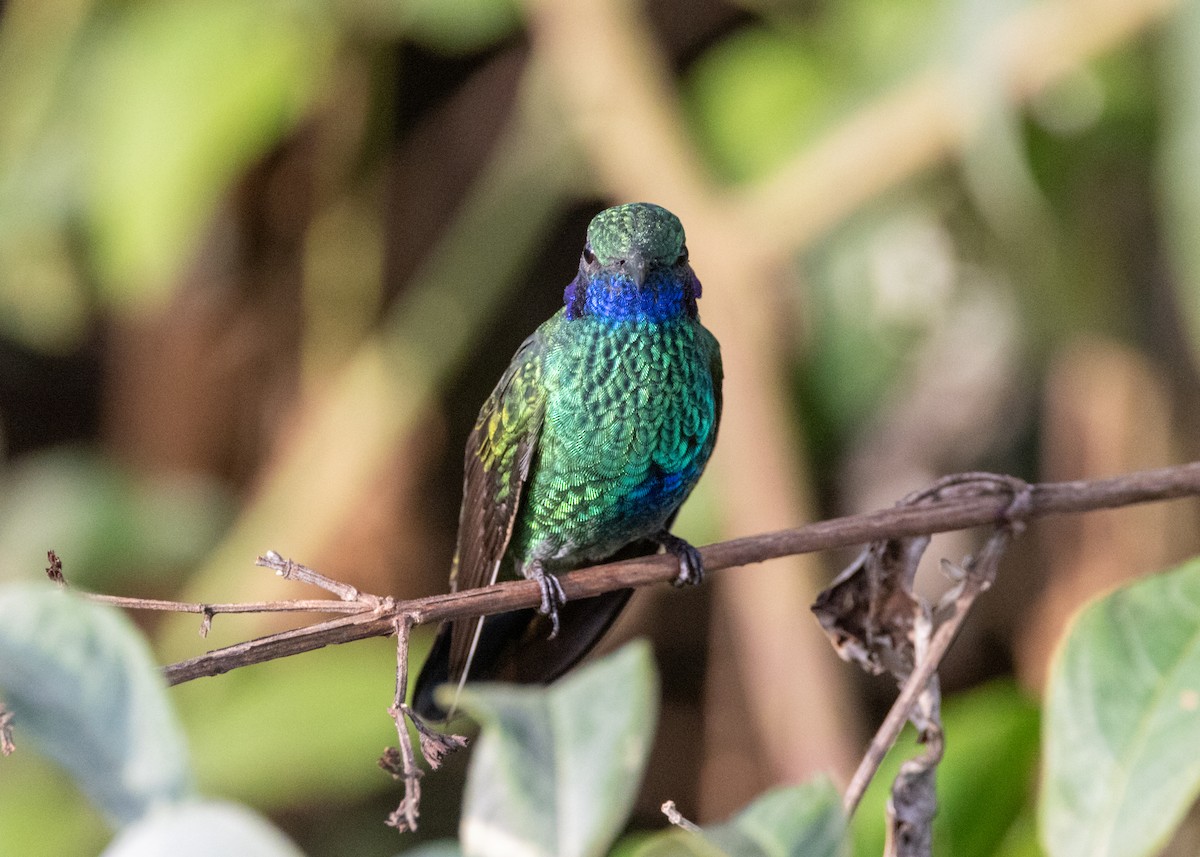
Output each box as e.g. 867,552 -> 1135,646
446,329 -> 547,688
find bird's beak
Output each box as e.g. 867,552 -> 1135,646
628,252 -> 648,287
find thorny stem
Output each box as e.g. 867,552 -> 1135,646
155,462 -> 1200,685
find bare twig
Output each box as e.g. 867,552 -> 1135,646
661,800 -> 703,834
843,591 -> 970,817
381,614 -> 468,833
840,483 -> 1026,819
158,463 -> 1200,686
82,594 -> 368,616
45,551 -> 64,586
383,615 -> 423,833
0,705 -> 14,756
257,551 -> 379,605
54,549 -> 378,638
808,473 -> 1028,856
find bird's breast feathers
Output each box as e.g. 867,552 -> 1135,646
511,314 -> 719,564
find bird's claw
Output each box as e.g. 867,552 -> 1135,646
531,566 -> 566,639
654,531 -> 705,587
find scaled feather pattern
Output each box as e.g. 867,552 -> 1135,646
413,202 -> 722,720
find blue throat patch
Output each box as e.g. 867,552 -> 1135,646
564,269 -> 701,322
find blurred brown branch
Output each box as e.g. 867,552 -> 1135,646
528,0 -> 1179,252
524,0 -> 1180,797
161,462 -> 1200,686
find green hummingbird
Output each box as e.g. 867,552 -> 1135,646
412,202 -> 722,720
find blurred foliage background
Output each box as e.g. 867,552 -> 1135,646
1,0 -> 1199,853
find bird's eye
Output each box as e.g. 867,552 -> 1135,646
675,245 -> 689,266
582,246 -> 596,264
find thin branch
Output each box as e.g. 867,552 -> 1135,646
161,463 -> 1200,686
83,594 -> 366,616
380,614 -> 468,833
0,705 -> 14,756
661,800 -> 703,834
257,551 -> 382,604
842,551 -> 999,816
817,474 -> 1030,820
56,549 -> 378,638
383,615 -> 422,833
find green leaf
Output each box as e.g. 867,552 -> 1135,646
703,780 -> 845,857
0,584 -> 194,826
81,0 -> 333,295
629,779 -> 845,857
100,799 -> 303,857
851,680 -> 1040,857
1040,557 -> 1200,857
684,27 -> 836,182
627,830 -> 727,857
453,640 -> 659,857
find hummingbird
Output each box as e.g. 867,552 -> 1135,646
412,202 -> 722,720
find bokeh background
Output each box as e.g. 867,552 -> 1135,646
2,0 -> 1199,853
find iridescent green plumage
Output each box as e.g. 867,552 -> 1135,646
413,203 -> 722,719
507,310 -> 718,565
587,202 -> 685,265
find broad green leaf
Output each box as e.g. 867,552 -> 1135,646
992,809 -> 1045,857
852,680 -> 1039,857
81,0 -> 333,295
628,830 -> 727,857
1040,558 -> 1200,857
453,640 -> 659,857
629,779 -> 845,857
702,780 -> 845,857
0,584 -> 194,826
101,799 -> 303,857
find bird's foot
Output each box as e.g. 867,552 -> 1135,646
530,565 -> 567,639
653,531 -> 705,587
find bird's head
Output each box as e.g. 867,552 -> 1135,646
564,202 -> 702,322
